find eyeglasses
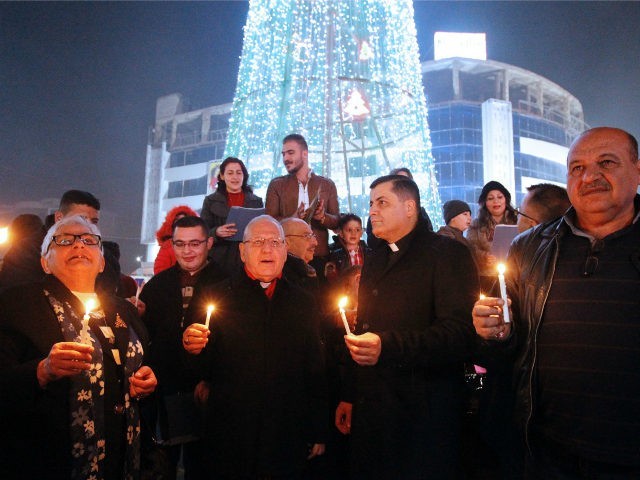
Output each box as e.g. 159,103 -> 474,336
285,233 -> 317,240
243,237 -> 285,248
51,233 -> 101,247
172,239 -> 208,249
515,208 -> 540,224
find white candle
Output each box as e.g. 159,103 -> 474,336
204,304 -> 215,329
338,296 -> 352,336
80,299 -> 96,344
134,284 -> 142,307
496,263 -> 511,324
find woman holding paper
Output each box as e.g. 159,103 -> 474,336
467,181 -> 518,279
0,215 -> 156,480
201,157 -> 264,275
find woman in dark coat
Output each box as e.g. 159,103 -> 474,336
0,215 -> 157,480
201,157 -> 263,276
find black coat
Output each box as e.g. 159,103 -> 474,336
0,276 -> 149,480
185,272 -> 329,478
349,219 -> 479,479
201,189 -> 264,276
140,261 -> 227,394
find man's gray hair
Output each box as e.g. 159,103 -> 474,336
41,214 -> 102,259
243,215 -> 285,241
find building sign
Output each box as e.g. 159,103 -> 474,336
434,32 -> 487,61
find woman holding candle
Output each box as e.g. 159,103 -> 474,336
0,215 -> 157,480
201,156 -> 264,276
467,181 -> 518,281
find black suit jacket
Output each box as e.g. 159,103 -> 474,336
140,261 -> 227,394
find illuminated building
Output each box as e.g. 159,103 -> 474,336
425,32 -> 587,212
140,31 -> 587,257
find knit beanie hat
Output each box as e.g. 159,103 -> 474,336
478,181 -> 511,205
443,200 -> 471,225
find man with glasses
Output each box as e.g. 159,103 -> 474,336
516,183 -> 570,233
281,217 -> 319,291
182,215 -> 328,479
139,215 -> 226,479
473,127 -> 640,478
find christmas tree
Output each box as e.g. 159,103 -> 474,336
224,0 -> 443,225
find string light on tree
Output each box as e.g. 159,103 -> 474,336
224,0 -> 443,225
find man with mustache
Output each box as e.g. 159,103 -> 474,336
266,133 -> 339,279
473,127 -> 640,478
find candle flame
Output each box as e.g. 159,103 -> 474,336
497,263 -> 506,275
479,293 -> 486,300
338,296 -> 348,310
207,304 -> 215,314
85,299 -> 96,315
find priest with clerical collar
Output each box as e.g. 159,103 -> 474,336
335,174 -> 479,478
181,215 -> 328,479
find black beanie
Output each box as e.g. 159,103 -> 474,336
443,200 -> 471,225
478,181 -> 511,205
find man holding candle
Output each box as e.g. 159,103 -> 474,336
182,215 -> 328,479
473,127 -> 640,478
139,215 -> 226,479
336,175 -> 479,478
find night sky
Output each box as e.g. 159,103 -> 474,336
1,1 -> 638,271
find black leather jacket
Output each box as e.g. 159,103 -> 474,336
506,214 -> 564,450
504,195 -> 640,451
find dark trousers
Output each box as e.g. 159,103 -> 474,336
526,438 -> 640,480
165,441 -> 205,480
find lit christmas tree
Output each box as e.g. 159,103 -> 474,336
224,0 -> 443,225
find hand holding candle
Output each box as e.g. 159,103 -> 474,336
338,296 -> 352,336
496,263 -> 511,324
204,304 -> 215,329
134,284 -> 142,307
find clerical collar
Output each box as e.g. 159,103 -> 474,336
260,282 -> 271,289
387,228 -> 417,253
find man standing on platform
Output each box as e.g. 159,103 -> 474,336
473,127 -> 640,478
266,133 -> 339,277
336,175 -> 479,478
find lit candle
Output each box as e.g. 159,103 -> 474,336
338,296 -> 352,336
479,293 -> 486,300
80,299 -> 96,344
204,304 -> 215,329
496,263 -> 511,324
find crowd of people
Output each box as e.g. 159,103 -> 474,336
0,126 -> 638,480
